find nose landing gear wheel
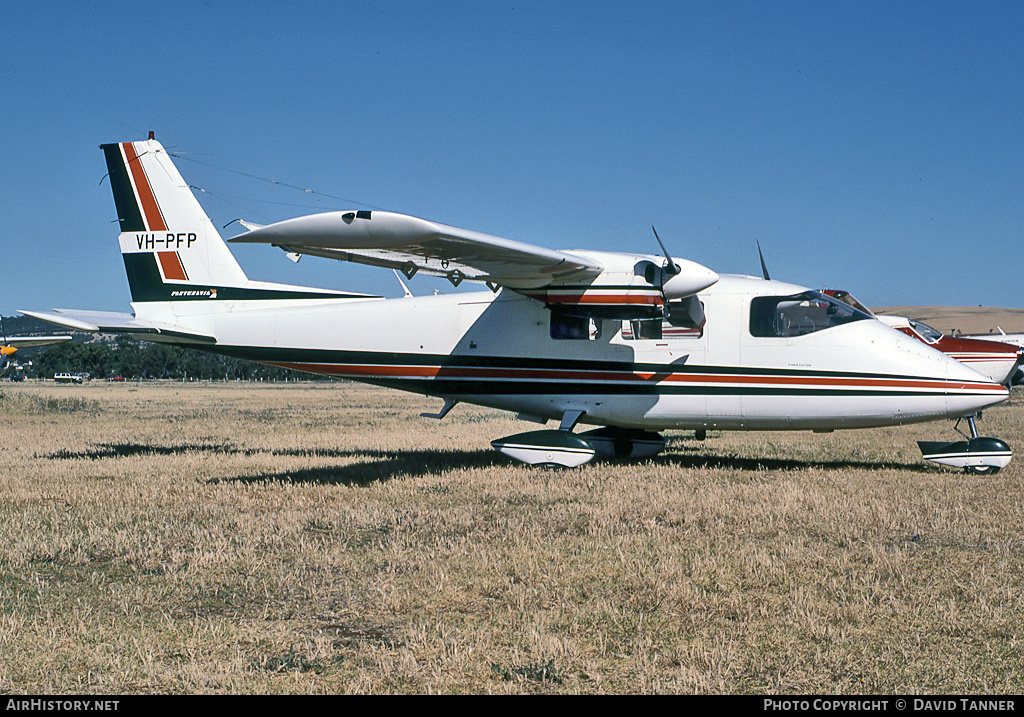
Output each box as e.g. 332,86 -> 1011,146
918,416 -> 1011,475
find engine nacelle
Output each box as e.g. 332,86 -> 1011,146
519,254 -> 718,320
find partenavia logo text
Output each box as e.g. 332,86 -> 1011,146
170,288 -> 218,298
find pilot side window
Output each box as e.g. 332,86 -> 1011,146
910,319 -> 943,343
749,291 -> 871,338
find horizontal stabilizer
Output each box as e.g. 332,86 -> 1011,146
19,309 -> 216,344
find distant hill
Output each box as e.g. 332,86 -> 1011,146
0,314 -> 311,381
2,313 -> 82,338
872,306 -> 1024,336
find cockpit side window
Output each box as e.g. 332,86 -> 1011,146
750,291 -> 872,338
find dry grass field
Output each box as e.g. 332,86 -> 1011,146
1,379 -> 1022,694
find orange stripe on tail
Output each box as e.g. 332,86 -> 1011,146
122,142 -> 167,231
156,251 -> 188,281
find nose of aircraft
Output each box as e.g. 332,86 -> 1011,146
879,323 -> 1009,422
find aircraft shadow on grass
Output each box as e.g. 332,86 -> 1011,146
45,442 -> 504,486
224,448 -> 507,486
46,440 -> 932,486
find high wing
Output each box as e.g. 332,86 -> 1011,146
229,210 -> 605,289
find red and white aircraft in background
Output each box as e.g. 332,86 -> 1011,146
878,316 -> 1022,386
822,291 -> 1023,386
21,137 -> 1013,473
957,328 -> 1024,386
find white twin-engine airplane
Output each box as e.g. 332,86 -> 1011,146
1,335 -> 72,375
22,137 -> 1013,473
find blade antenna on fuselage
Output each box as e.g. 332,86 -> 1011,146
756,241 -> 771,281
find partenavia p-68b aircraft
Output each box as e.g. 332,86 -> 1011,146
22,137 -> 1013,473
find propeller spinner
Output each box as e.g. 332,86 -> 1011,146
649,226 -> 719,301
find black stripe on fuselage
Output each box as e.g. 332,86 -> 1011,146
271,376 -> 977,398
190,344 -> 995,398
190,344 -> 940,380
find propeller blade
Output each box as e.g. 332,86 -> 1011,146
756,241 -> 771,281
651,226 -> 679,276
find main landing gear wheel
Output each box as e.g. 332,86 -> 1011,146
490,430 -> 597,468
491,427 -> 667,467
964,464 -> 1000,476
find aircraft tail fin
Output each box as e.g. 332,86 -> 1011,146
101,137 -> 251,302
101,137 -> 373,305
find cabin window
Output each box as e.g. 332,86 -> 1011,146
665,299 -> 704,338
622,300 -> 704,340
628,318 -> 663,340
749,291 -> 871,338
550,310 -> 601,340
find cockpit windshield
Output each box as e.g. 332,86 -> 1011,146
750,290 -> 873,338
821,289 -> 875,317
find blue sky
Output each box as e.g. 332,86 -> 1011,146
2,1 -> 1022,317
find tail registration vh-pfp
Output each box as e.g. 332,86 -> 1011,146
23,136 -> 1012,472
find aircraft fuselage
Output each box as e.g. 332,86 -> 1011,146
151,274 -> 1007,432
